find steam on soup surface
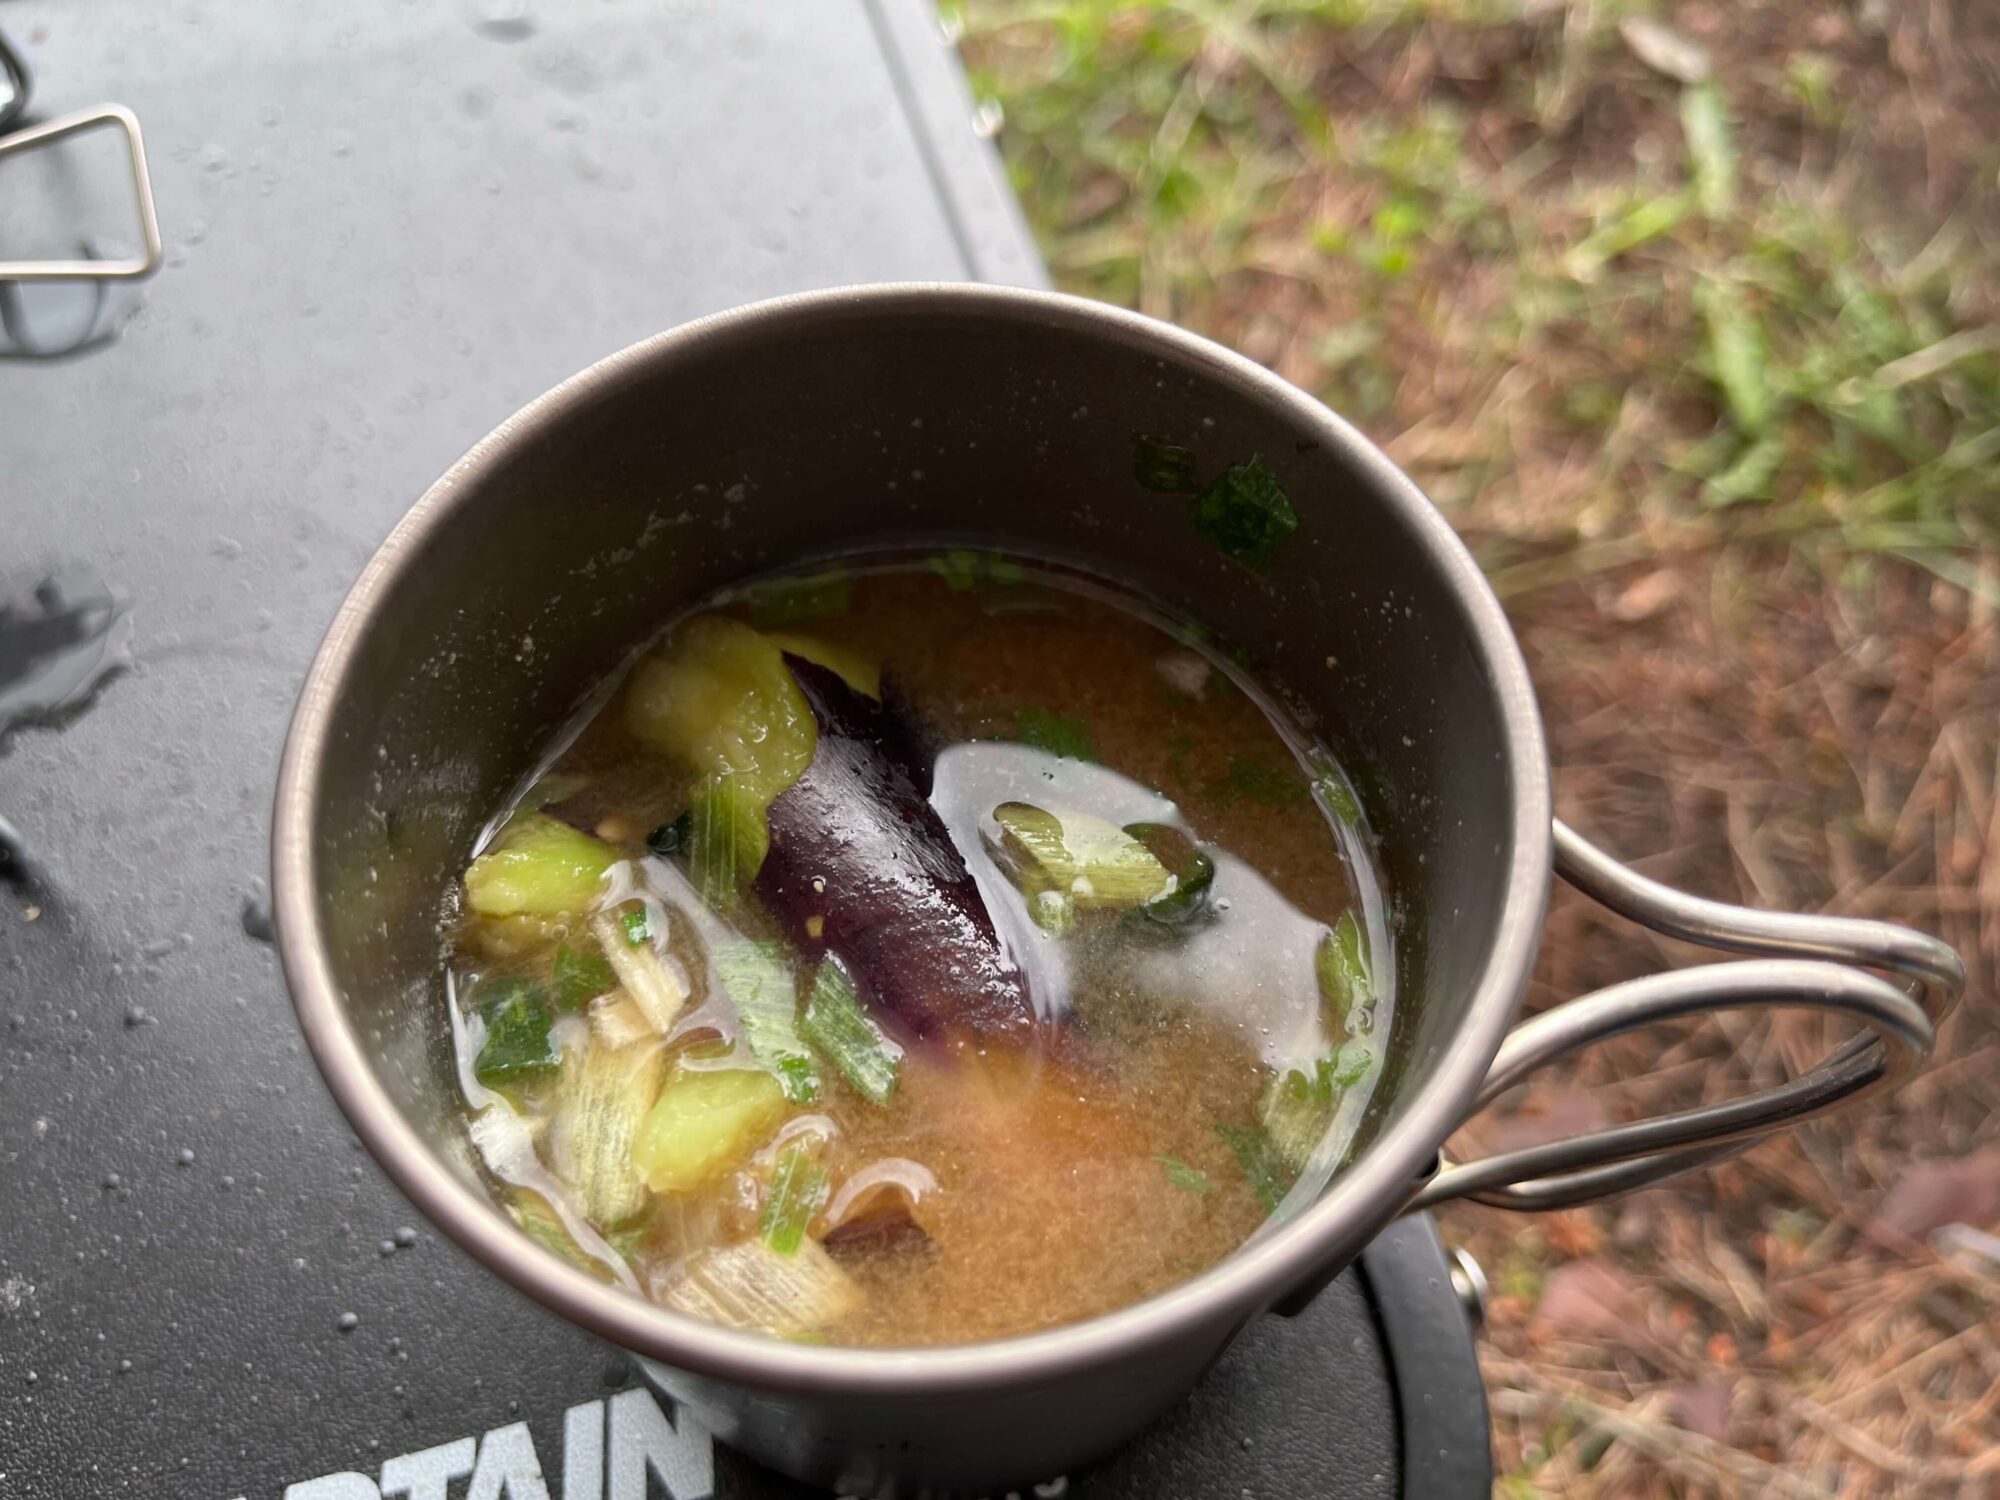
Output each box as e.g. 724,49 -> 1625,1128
447,554 -> 1393,1347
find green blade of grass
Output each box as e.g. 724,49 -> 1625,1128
1562,189 -> 1692,281
1696,279 -> 1775,436
1681,82 -> 1737,220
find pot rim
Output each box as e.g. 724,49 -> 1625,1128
272,281 -> 1552,1396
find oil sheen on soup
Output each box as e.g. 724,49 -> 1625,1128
445,554 -> 1394,1348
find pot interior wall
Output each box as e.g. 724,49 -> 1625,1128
308,295 -> 1537,1205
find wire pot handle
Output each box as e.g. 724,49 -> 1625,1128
1411,820 -> 1963,1213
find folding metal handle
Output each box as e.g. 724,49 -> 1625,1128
0,104 -> 163,283
1412,820 -> 1963,1213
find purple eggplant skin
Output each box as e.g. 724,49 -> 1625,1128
755,656 -> 1036,1046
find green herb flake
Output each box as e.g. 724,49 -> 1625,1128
620,907 -> 651,947
1315,911 -> 1374,1027
1155,1155 -> 1213,1195
1192,457 -> 1298,570
1214,1124 -> 1293,1213
472,978 -> 561,1092
774,1055 -> 821,1105
759,1146 -> 831,1256
549,941 -> 617,1013
1133,436 -> 1199,493
1331,1038 -> 1376,1089
1312,772 -> 1363,827
1208,755 -> 1308,808
1014,707 -> 1097,763
928,549 -> 1026,592
745,570 -> 853,629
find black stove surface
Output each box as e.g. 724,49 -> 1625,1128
0,4 -> 1488,1495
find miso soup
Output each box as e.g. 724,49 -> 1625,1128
445,554 -> 1394,1347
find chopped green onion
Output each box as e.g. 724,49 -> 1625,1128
688,774 -> 769,908
1259,1064 -> 1331,1173
760,1146 -> 832,1255
992,802 -> 1174,910
620,907 -> 651,946
1312,771 -> 1363,828
606,1219 -> 654,1262
1030,888 -> 1078,935
551,1039 -> 666,1227
549,941 -> 617,1013
589,991 -> 658,1051
1315,911 -> 1374,1029
471,978 -> 561,1092
510,1190 -> 614,1281
745,570 -> 852,629
799,959 -> 901,1105
1259,1041 -> 1377,1172
623,617 -> 815,898
1191,456 -> 1298,570
659,1237 -> 861,1338
928,550 -> 1026,592
1155,1155 -> 1212,1195
714,939 -> 820,1103
1013,707 -> 1096,762
1214,1124 -> 1292,1213
930,549 -> 985,592
1133,436 -> 1199,493
1122,823 -> 1217,926
588,912 -> 689,1034
1332,1038 -> 1375,1087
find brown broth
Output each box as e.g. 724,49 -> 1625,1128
445,554 -> 1393,1348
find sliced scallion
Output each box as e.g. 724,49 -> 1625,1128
992,802 -> 1174,910
714,939 -> 820,1104
799,958 -> 901,1106
759,1146 -> 832,1256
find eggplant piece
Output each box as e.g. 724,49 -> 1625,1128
755,657 -> 1036,1045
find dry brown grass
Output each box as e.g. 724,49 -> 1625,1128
966,0 -> 2000,1491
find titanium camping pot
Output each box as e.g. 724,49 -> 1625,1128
274,284 -> 1965,1496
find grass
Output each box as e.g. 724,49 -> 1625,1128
959,0 -> 2000,603
962,3 -> 2000,1495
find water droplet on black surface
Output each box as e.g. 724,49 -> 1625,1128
394,1225 -> 418,1247
240,892 -> 274,944
469,0 -> 535,41
0,814 -> 29,885
337,1311 -> 359,1332
0,568 -> 132,746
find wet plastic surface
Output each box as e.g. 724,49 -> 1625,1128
0,2 -> 1485,1494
